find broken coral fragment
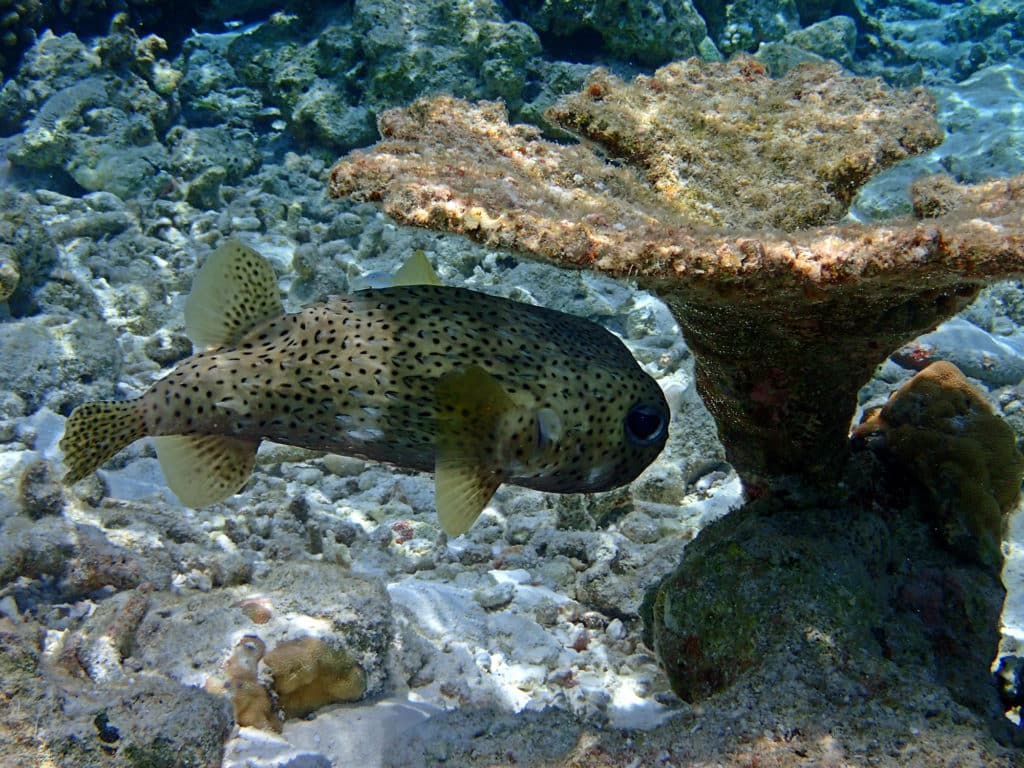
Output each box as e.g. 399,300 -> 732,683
328,58 -> 1024,488
852,361 -> 1024,570
264,636 -> 367,718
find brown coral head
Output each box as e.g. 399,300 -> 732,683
853,361 -> 1024,570
264,636 -> 367,719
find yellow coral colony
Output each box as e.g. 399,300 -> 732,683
221,634 -> 281,733
263,636 -> 367,718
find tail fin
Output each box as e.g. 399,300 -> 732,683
61,400 -> 146,484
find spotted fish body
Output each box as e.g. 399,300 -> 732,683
61,241 -> 670,535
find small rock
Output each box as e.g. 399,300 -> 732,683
18,458 -> 64,519
143,332 -> 192,366
606,618 -> 627,640
473,580 -> 515,610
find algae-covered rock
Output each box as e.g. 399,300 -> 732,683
5,27 -> 176,200
17,458 -> 64,519
354,0 -> 541,109
0,317 -> 121,414
0,245 -> 18,302
713,0 -> 800,55
178,44 -> 264,127
504,0 -> 710,65
0,513 -> 76,586
167,125 -> 262,185
641,490 -> 1006,718
0,190 -> 58,317
222,1 -> 545,149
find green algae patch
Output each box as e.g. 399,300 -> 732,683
642,490 -> 1005,714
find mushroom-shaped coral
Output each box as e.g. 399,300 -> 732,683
263,636 -> 367,719
852,361 -> 1024,570
328,57 -> 1024,490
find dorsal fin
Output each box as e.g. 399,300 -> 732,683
184,239 -> 284,349
434,365 -> 512,536
391,250 -> 441,287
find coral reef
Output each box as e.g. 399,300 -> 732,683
264,636 -> 367,718
2,10 -> 1023,762
852,361 -> 1024,570
328,57 -> 1024,489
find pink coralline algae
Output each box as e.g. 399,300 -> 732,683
328,57 -> 1024,489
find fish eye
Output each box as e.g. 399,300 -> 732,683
625,403 -> 667,446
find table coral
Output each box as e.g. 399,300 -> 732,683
328,56 -> 1024,489
852,361 -> 1024,570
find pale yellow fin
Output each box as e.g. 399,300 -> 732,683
185,239 -> 283,349
153,434 -> 259,507
434,366 -> 513,536
61,399 -> 146,484
391,250 -> 441,287
435,461 -> 503,537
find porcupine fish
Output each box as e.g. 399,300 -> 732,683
60,240 -> 670,536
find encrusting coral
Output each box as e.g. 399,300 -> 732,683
218,634 -> 281,733
211,633 -> 367,729
852,361 -> 1024,570
328,56 -> 1024,490
263,636 -> 367,719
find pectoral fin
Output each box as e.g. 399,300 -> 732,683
434,365 -> 513,536
153,434 -> 259,507
434,461 -> 503,537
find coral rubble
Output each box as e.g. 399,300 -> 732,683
328,57 -> 1024,489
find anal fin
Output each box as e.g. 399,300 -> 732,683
153,434 -> 259,507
